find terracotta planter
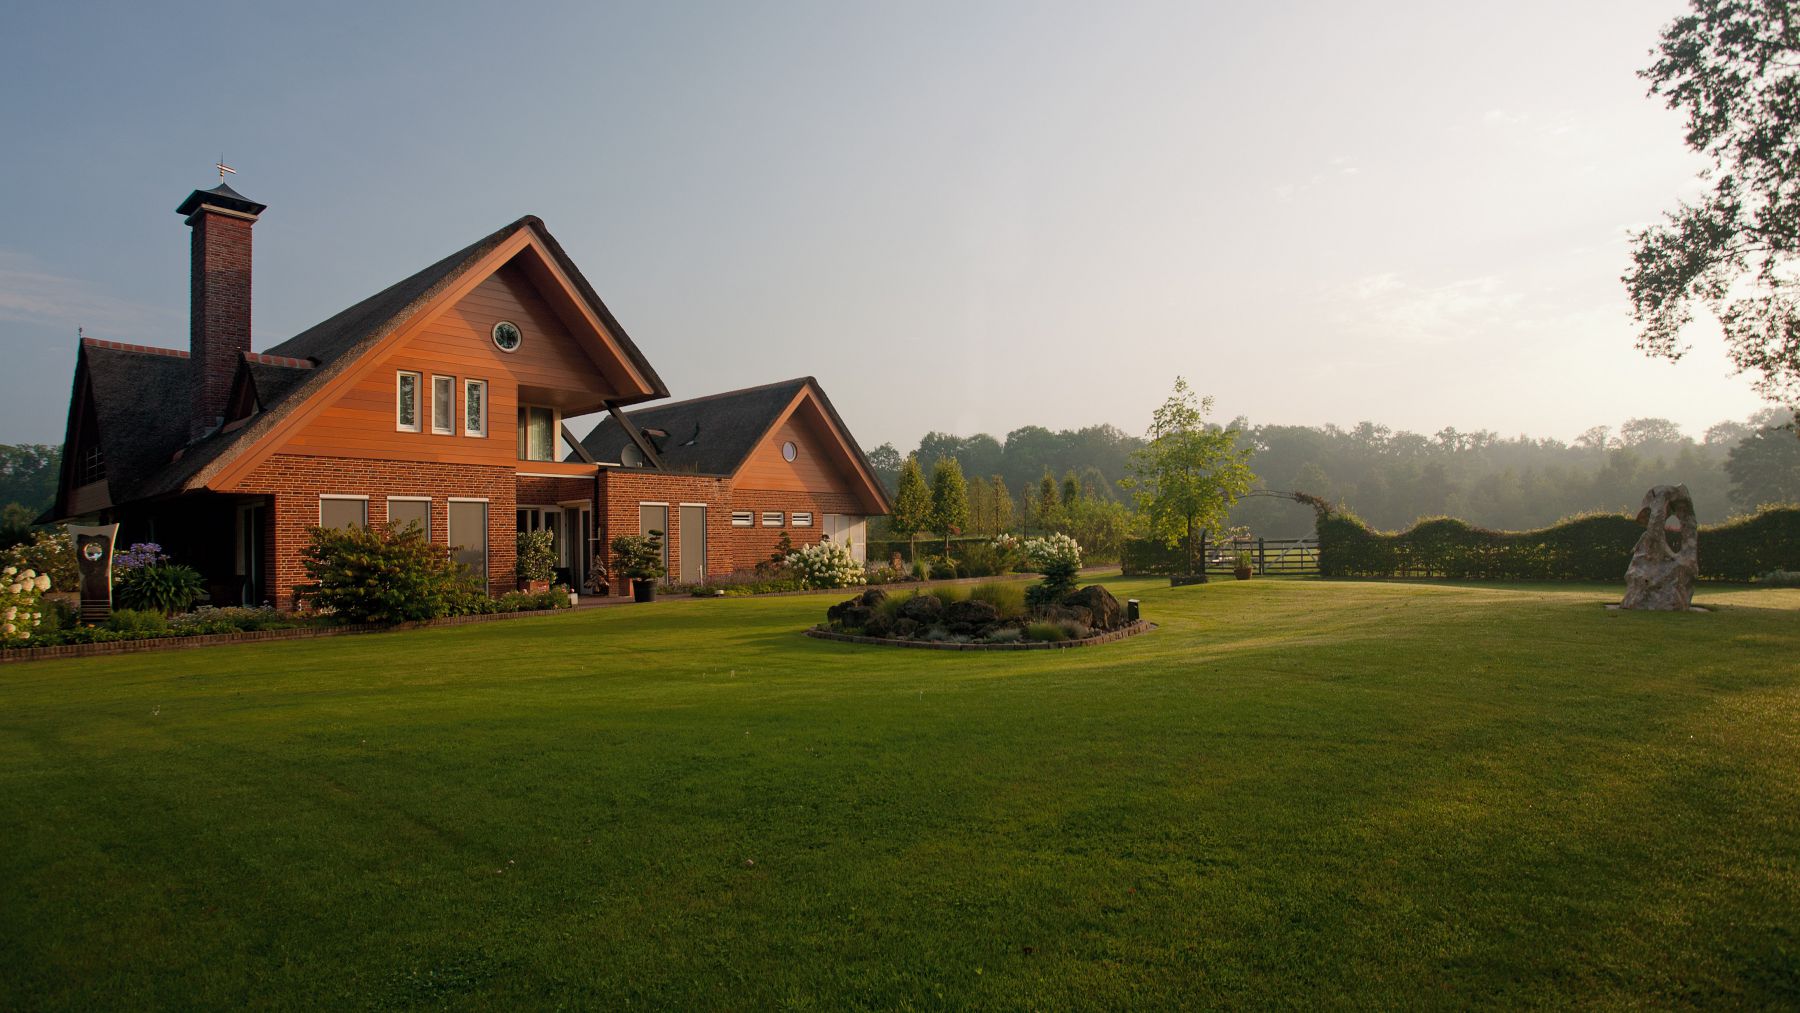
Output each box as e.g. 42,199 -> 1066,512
1234,567 -> 1253,581
632,579 -> 657,603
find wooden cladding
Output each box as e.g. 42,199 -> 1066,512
274,261 -> 628,467
736,398 -> 856,497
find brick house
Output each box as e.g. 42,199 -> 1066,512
47,181 -> 890,608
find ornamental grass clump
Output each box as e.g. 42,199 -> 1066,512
785,541 -> 865,589
0,564 -> 52,645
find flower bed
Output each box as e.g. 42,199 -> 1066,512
807,619 -> 1154,651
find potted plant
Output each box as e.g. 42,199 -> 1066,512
611,529 -> 665,602
516,530 -> 556,594
1233,550 -> 1254,580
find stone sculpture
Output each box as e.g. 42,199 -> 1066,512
1620,484 -> 1698,611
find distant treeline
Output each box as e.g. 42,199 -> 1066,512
868,410 -> 1800,539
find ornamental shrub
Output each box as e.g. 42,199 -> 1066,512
114,563 -> 207,615
1,530 -> 78,592
611,531 -> 666,582
784,540 -> 866,589
296,523 -> 466,623
0,564 -> 52,646
516,529 -> 557,584
1022,533 -> 1082,607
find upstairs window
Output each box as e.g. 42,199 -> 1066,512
464,379 -> 488,438
517,405 -> 557,462
76,444 -> 105,485
431,376 -> 455,434
396,371 -> 421,432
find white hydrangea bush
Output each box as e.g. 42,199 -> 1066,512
1021,533 -> 1082,573
785,541 -> 867,589
1,564 -> 52,646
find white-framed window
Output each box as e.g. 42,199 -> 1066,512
431,375 -> 455,434
448,497 -> 489,582
731,511 -> 754,528
387,496 -> 431,539
464,378 -> 488,437
320,495 -> 369,530
517,405 -> 558,462
761,511 -> 784,527
791,512 -> 813,527
396,371 -> 421,432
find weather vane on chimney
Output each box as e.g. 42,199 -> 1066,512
216,156 -> 236,182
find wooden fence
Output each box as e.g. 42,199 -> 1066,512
1200,536 -> 1320,576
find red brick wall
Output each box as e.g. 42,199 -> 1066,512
189,210 -> 256,440
598,471 -> 734,590
516,476 -> 593,506
727,488 -> 868,565
239,454 -> 516,608
597,471 -> 870,586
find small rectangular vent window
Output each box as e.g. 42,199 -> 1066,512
731,511 -> 754,528
791,512 -> 813,527
761,511 -> 784,527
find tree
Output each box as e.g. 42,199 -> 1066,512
866,442 -> 903,493
890,455 -> 932,560
990,475 -> 1015,534
1726,417 -> 1800,510
929,456 -> 969,558
1061,469 -> 1081,507
1037,470 -> 1059,533
1626,0 -> 1800,401
1123,377 -> 1256,573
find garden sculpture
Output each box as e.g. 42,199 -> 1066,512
1620,484 -> 1698,611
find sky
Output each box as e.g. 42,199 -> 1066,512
0,0 -> 1771,452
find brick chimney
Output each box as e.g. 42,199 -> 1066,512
176,181 -> 266,440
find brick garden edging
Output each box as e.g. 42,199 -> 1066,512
803,620 -> 1156,651
0,607 -> 568,665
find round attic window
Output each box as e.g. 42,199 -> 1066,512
621,444 -> 646,467
782,441 -> 798,462
492,321 -> 522,353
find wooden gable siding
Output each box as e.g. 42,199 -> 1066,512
274,263 -> 616,466
734,396 -> 856,496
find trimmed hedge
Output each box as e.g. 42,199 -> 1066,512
1121,538 -> 1187,576
1317,506 -> 1800,582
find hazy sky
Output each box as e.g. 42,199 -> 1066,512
0,0 -> 1769,451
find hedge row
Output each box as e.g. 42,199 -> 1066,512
1317,506 -> 1800,582
1121,538 -> 1188,576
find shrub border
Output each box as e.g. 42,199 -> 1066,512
803,619 -> 1156,651
0,607 -> 567,665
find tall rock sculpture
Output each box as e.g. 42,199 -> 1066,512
1620,484 -> 1698,611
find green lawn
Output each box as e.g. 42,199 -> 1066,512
3,577 -> 1798,1009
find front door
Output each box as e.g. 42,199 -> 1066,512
678,505 -> 707,584
235,502 -> 266,605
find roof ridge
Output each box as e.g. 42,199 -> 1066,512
624,376 -> 812,415
82,338 -> 189,359
241,350 -> 314,369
